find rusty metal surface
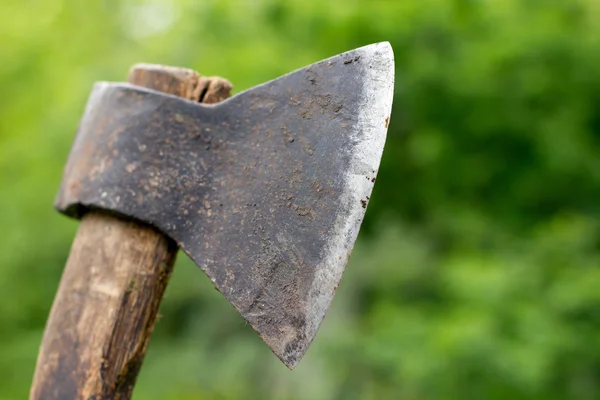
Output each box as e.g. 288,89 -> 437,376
56,42 -> 395,368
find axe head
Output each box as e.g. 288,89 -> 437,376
56,42 -> 395,368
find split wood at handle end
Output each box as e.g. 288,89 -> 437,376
30,66 -> 232,400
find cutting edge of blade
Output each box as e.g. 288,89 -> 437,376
284,42 -> 395,369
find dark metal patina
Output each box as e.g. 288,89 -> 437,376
55,44 -> 394,367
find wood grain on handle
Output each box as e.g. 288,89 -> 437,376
30,66 -> 232,400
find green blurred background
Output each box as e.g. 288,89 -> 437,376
2,0 -> 600,398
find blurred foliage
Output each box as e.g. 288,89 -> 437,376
1,0 -> 600,399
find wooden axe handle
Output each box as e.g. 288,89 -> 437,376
30,66 -> 232,400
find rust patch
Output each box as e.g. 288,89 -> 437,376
343,56 -> 361,65
281,124 -> 295,143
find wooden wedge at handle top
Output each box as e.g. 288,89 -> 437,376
30,66 -> 232,400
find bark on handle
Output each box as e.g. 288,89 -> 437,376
30,66 -> 232,400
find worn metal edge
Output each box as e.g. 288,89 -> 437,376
283,42 -> 396,369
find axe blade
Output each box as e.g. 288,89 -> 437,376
204,42 -> 395,367
56,42 -> 394,368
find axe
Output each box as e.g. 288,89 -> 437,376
30,42 -> 394,399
